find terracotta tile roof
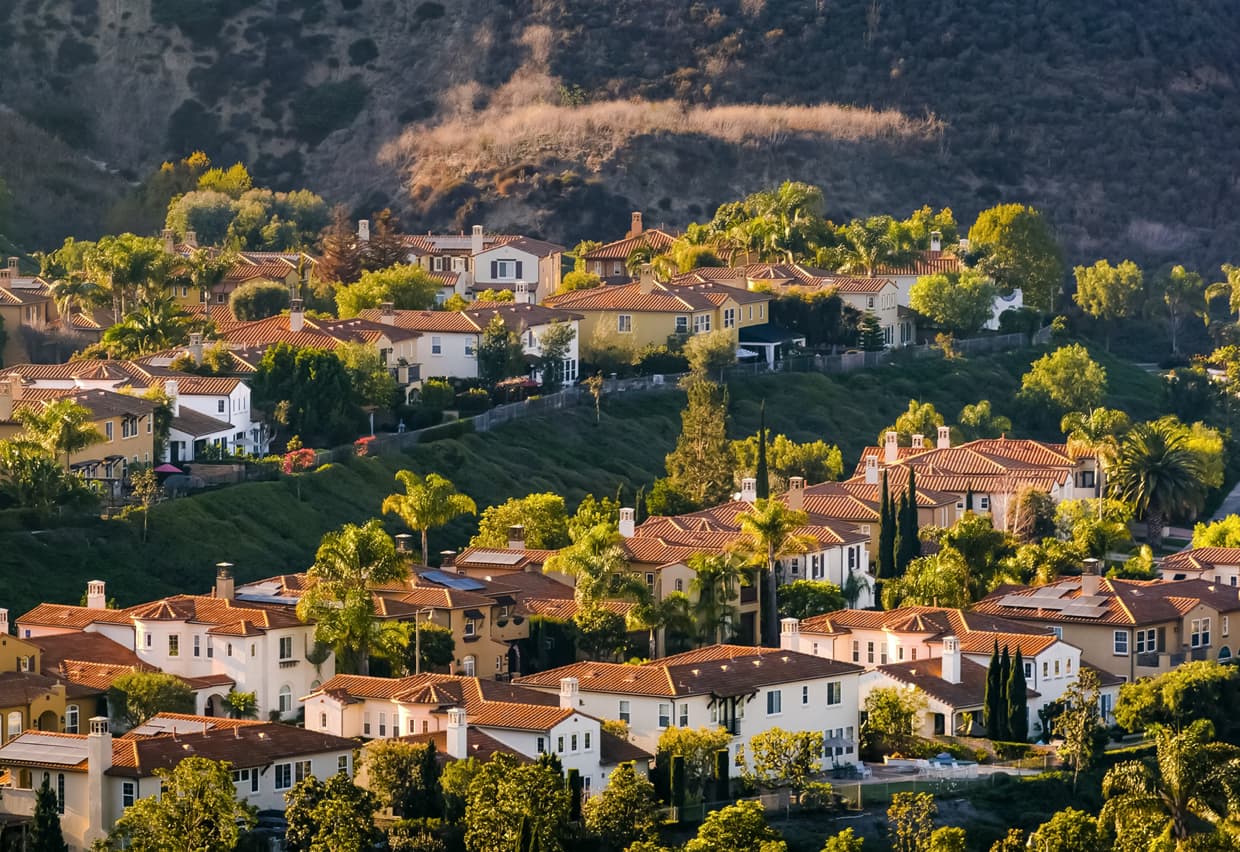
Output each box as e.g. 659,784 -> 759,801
220,315 -> 418,349
584,229 -> 678,261
124,595 -> 303,632
1161,548 -> 1240,575
600,730 -> 654,764
397,728 -> 529,764
516,645 -> 861,698
522,598 -> 634,621
738,263 -> 897,295
852,438 -> 1078,495
171,407 -> 234,437
874,250 -> 964,277
972,577 -> 1240,627
486,236 -> 564,257
798,606 -> 1055,646
462,302 -> 583,330
820,276 -> 897,294
355,308 -> 479,334
53,660 -> 153,692
28,632 -> 146,691
875,657 -> 1038,709
545,280 -> 763,314
18,603 -> 135,630
634,501 -> 869,549
454,548 -> 559,572
0,671 -> 68,708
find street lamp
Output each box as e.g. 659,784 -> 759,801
413,607 -> 436,675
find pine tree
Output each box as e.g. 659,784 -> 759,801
755,400 -> 770,500
997,646 -> 1012,740
318,205 -> 363,285
29,776 -> 68,852
665,377 -> 733,508
859,312 -> 885,351
362,208 -> 408,271
877,470 -> 895,579
1007,648 -> 1029,743
897,469 -> 920,571
985,640 -> 1003,740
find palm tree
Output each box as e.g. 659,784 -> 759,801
101,295 -> 190,357
832,216 -> 911,276
1061,407 -> 1131,498
48,274 -> 106,321
296,520 -> 409,675
16,399 -> 104,468
1205,263 -> 1240,324
87,234 -> 171,323
1108,419 -> 1208,545
1163,265 -> 1205,355
734,498 -> 814,646
544,523 -> 642,610
174,247 -> 236,304
687,551 -> 750,645
1101,720 -> 1240,845
380,471 -> 477,566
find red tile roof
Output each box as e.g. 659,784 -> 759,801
583,229 -> 679,261
874,250 -> 964,277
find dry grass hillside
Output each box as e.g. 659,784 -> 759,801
1,0 -> 1238,268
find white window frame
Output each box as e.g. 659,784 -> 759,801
431,336 -> 443,356
495,259 -> 517,280
1113,631 -> 1128,655
827,682 -> 842,706
122,780 -> 136,808
723,307 -> 736,328
619,700 -> 631,723
617,314 -> 632,333
279,636 -> 294,660
658,703 -> 671,728
766,689 -> 782,716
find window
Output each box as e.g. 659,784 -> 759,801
495,259 -> 517,279
465,337 -> 476,357
464,619 -> 477,637
1042,661 -> 1049,678
910,648 -> 917,661
431,336 -> 442,355
105,421 -> 114,442
295,761 -> 311,783
278,686 -> 292,714
363,713 -> 372,736
898,646 -> 904,661
692,314 -> 712,334
645,572 -> 655,589
122,781 -> 136,808
65,705 -> 78,734
748,305 -> 754,320
852,640 -> 860,662
557,736 -> 565,753
216,292 -> 227,304
1050,626 -> 1063,639
433,256 -> 445,272
1225,617 -> 1230,638
462,656 -> 476,676
1192,618 -> 1212,648
675,316 -> 688,334
848,548 -> 856,570
658,703 -> 671,728
766,689 -> 782,715
584,731 -> 592,750
145,632 -> 152,649
55,773 -> 65,811
168,634 -> 179,657
619,700 -> 631,723
1054,659 -> 1061,676
233,768 -> 260,793
675,579 -> 684,593
279,637 -> 294,660
678,704 -> 689,727
723,307 -> 736,328
1135,628 -> 1157,654
338,754 -> 349,775
867,641 -> 875,664
802,685 -> 809,705
1024,662 -> 1033,678
207,640 -> 213,659
193,635 -> 201,657
274,764 -> 293,790
617,314 -> 632,333
571,734 -> 578,752
866,296 -> 875,309
217,400 -> 225,414
495,655 -> 503,673
378,712 -> 387,737
827,682 -> 842,706
324,713 -> 331,729
537,736 -> 546,753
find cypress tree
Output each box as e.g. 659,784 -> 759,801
670,754 -> 686,814
1007,648 -> 1029,743
566,767 -> 583,822
877,470 -> 894,579
997,646 -> 1012,740
755,400 -> 770,500
965,486 -> 975,512
984,640 -> 1003,740
713,748 -> 730,803
898,469 -> 920,570
29,776 -> 68,852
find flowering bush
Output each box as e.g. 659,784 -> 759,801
354,436 -> 375,457
282,448 -> 317,475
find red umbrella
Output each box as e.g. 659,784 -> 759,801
153,463 -> 183,473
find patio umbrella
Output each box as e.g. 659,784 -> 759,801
153,463 -> 183,474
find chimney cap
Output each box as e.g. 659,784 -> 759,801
215,562 -> 233,578
395,533 -> 414,552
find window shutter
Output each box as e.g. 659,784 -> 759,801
491,260 -> 498,278
515,260 -> 524,279
1157,626 -> 1166,652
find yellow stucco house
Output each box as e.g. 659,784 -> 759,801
0,616 -> 76,742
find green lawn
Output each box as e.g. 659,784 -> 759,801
0,346 -> 1164,617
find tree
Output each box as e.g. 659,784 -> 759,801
1114,660 -> 1240,741
656,726 -> 734,800
862,687 -> 926,756
197,162 -> 253,196
1019,344 -> 1107,414
296,520 -> 409,675
111,756 -> 256,851
284,772 -> 379,852
545,522 -> 643,614
1163,264 -> 1205,355
776,579 -> 845,620
989,829 -> 1026,852
858,312 -> 885,351
887,792 -> 936,852
362,740 -> 442,819
735,498 -> 813,647
477,314 -> 525,386
876,470 -> 896,579
881,549 -> 971,610
470,493 -> 570,550
1108,418 -> 1209,544
926,827 -> 967,852
585,372 -> 604,424
251,343 -> 360,445
336,264 -> 440,317
16,398 -> 104,468
109,671 -> 195,729
582,763 -> 661,852
559,270 -> 601,292
230,280 -> 289,321
363,208 -> 408,271
1027,808 -> 1104,852
1060,407 -> 1130,467
88,233 -> 173,322
684,328 -> 737,377
28,775 -> 68,852
740,727 -> 824,795
0,440 -> 96,517
968,204 -> 1063,312
336,341 -> 398,411
687,551 -> 749,644
896,469 -> 921,573
1072,259 -> 1143,350
878,400 -> 946,447
536,321 -> 577,393
957,400 -> 1012,441
382,471 -> 477,566
130,467 -> 161,542
985,641 -> 1007,740
438,756 -> 479,823
684,800 -> 786,852
222,690 -> 258,719
319,205 -> 364,286
1058,667 -> 1102,791
463,754 -> 569,852
1101,720 -> 1240,846
909,270 -> 998,337
1193,515 -> 1240,548
101,295 -> 190,357
937,512 -> 1013,601
1006,487 -> 1056,543
732,431 -> 843,492
665,376 -> 734,507
475,288 -> 516,303
821,828 -> 865,852
1007,648 -> 1028,742
175,246 -> 236,304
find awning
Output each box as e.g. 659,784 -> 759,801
736,348 -> 762,360
493,595 -> 517,607
464,609 -> 486,620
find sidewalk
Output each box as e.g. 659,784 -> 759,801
1209,478 -> 1240,524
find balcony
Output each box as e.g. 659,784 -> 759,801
1190,646 -> 1210,661
279,659 -> 299,669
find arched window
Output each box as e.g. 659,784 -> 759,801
1220,646 -> 1232,661
6,711 -> 22,741
65,705 -> 79,734
278,685 -> 293,714
462,656 -> 476,677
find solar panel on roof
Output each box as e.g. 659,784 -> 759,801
420,570 -> 487,591
458,551 -> 525,566
998,594 -> 1069,610
0,734 -> 90,766
1059,603 -> 1109,619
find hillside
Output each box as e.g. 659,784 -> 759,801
0,349 -> 1163,618
1,0 -> 1239,269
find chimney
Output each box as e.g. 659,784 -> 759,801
1081,557 -> 1100,596
740,477 -> 758,504
187,332 -> 204,365
184,231 -> 198,249
86,717 -> 113,845
942,636 -> 962,685
215,563 -> 234,601
958,237 -> 970,252
86,580 -> 107,610
627,211 -> 644,239
864,456 -> 879,485
0,608 -> 9,635
0,375 -> 19,421
884,431 -> 899,464
380,302 -> 395,325
289,299 -> 305,333
779,618 -> 800,651
507,525 -> 525,550
357,220 -> 371,243
439,550 -> 457,571
164,379 -> 180,418
929,231 -> 942,253
8,257 -> 19,274
471,225 -> 484,257
446,707 -> 468,759
638,263 -> 656,294
162,228 -> 175,253
787,476 -> 806,511
618,508 -> 635,538
395,534 -> 414,554
911,434 -> 924,449
559,676 -> 580,709
937,426 -> 951,449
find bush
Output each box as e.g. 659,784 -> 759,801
393,405 -> 445,431
633,345 -> 689,376
454,388 -> 491,416
417,420 -> 474,443
230,280 -> 290,321
291,79 -> 369,145
419,379 -> 455,412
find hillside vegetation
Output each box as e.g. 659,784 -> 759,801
0,349 -> 1163,617
0,0 -> 1237,270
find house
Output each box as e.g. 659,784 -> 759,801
0,713 -> 355,850
582,213 -> 679,283
1160,548 -> 1240,586
516,645 -> 864,770
0,610 -> 92,745
794,472 -> 958,558
873,237 -> 1023,331
0,258 -> 57,366
779,608 -> 1118,737
544,267 -> 772,361
972,573 -> 1240,681
15,570 -> 332,721
163,230 -> 318,309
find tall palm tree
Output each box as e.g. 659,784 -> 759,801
1205,263 -> 1240,324
1163,265 -> 1205,356
1061,407 -> 1131,498
544,523 -> 642,610
1108,419 -> 1208,545
296,520 -> 409,675
734,498 -> 814,647
1101,720 -> 1240,845
832,216 -> 911,276
16,399 -> 104,468
380,471 -> 477,566
687,551 -> 750,645
48,275 -> 106,321
101,295 -> 190,357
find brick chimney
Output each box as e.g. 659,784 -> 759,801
86,580 -> 107,610
864,456 -> 879,485
937,426 -> 951,449
942,636 -> 961,684
380,302 -> 395,325
0,375 -> 21,421
471,225 -> 484,257
164,379 -> 180,417
162,228 -> 175,253
787,476 -> 806,511
618,508 -> 635,538
507,525 -> 525,550
215,563 -> 235,600
627,211 -> 644,239
289,299 -> 305,333
559,676 -> 580,709
638,263 -> 656,294
884,431 -> 899,464
357,220 -> 370,243
446,707 -> 468,759
779,617 -> 800,651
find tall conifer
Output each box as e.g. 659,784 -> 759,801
756,400 -> 770,500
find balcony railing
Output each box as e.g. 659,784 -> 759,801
279,659 -> 299,669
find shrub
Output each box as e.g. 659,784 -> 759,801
348,38 -> 378,66
419,379 -> 455,411
454,388 -> 491,416
291,79 -> 369,145
230,280 -> 289,321
633,345 -> 689,376
417,420 -> 474,443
